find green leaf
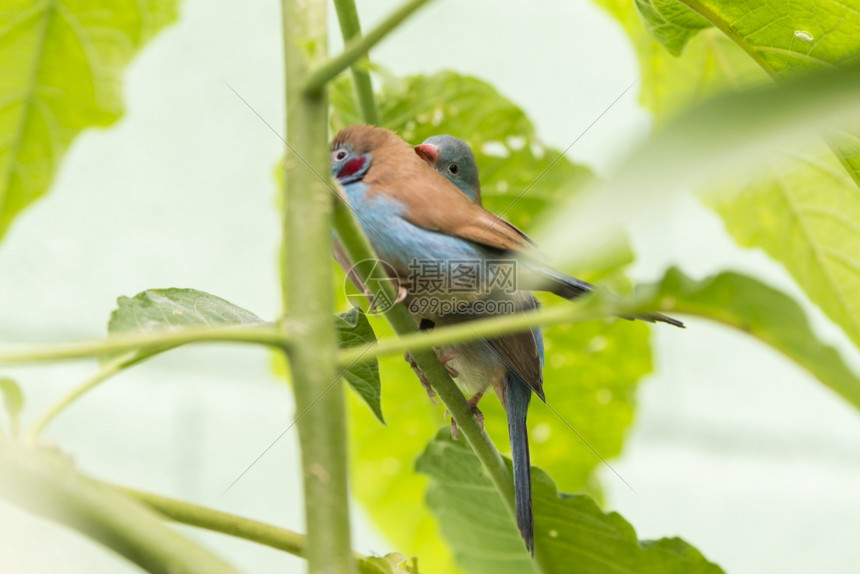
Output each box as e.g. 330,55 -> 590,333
336,308 -> 383,424
630,267 -> 860,409
705,147 -> 860,349
359,553 -> 419,574
634,0 -> 711,56
674,1 -> 860,74
106,288 -> 265,363
0,1 -> 179,241
594,0 -> 769,123
336,70 -> 654,573
109,288 -> 265,334
0,439 -> 240,574
596,0 -> 860,353
0,377 -> 23,437
415,430 -> 724,574
538,65 -> 860,272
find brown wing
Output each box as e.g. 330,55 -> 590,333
487,329 -> 544,402
363,134 -> 541,256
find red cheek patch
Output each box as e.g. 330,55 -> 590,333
337,156 -> 367,179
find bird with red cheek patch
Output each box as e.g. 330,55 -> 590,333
330,125 -> 683,555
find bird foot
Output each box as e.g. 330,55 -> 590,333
405,351 -> 439,404
437,349 -> 461,378
447,393 -> 485,440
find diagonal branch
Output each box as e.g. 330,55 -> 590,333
304,0 -> 433,95
332,199 -> 554,570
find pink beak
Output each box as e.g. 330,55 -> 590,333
414,143 -> 439,166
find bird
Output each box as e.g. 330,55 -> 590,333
414,135 -> 482,204
413,134 -> 682,324
330,125 -> 683,554
411,134 -> 544,554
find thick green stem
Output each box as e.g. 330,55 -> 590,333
304,0 -> 432,95
0,325 -> 288,365
332,0 -> 379,124
282,1 -> 355,573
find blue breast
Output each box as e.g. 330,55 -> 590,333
342,181 -> 487,273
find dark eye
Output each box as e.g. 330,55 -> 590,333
333,148 -> 349,162
448,164 -> 460,176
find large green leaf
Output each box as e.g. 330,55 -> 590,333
627,268 -> 860,407
0,0 -> 179,241
595,0 -> 768,124
600,0 -> 860,351
415,430 -> 724,574
335,70 -> 654,573
705,147 -> 860,347
658,1 -> 860,73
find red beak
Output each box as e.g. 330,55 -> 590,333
414,143 -> 439,166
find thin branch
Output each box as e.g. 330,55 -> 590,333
337,299 -> 616,367
0,325 -> 289,366
304,0 -> 432,95
332,0 -> 379,124
26,352 -> 145,440
112,484 -> 308,557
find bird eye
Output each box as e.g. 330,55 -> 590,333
333,148 -> 349,162
448,164 -> 460,176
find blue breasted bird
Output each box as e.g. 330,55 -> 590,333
413,134 -> 543,554
331,125 -> 683,554
414,135 -> 482,204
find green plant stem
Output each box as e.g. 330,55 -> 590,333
0,325 -> 288,365
26,352 -> 148,441
282,1 -> 356,573
112,484 -> 308,557
338,300 -> 616,366
332,0 -> 379,124
0,441 -> 240,574
304,0 -> 432,95
332,202 -> 553,570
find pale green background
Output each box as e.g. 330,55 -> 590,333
1,1 -> 859,573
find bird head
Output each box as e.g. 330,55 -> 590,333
414,135 -> 482,204
330,143 -> 371,185
331,125 -> 405,184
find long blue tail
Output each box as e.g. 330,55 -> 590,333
505,368 -> 534,554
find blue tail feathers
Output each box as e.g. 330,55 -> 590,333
505,368 -> 534,555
